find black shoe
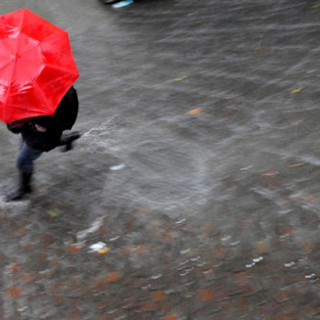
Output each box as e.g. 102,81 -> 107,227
5,172 -> 32,202
59,131 -> 81,152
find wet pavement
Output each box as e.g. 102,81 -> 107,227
1,0 -> 320,319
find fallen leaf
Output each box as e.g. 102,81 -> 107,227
21,272 -> 34,282
302,239 -> 314,252
42,234 -> 53,243
214,246 -> 228,259
289,162 -> 306,168
68,245 -> 82,254
6,287 -> 21,298
25,243 -> 34,250
255,240 -> 270,254
236,296 -> 249,312
47,208 -> 62,217
198,288 -> 215,301
17,226 -> 28,234
273,313 -> 292,320
9,264 -> 20,274
136,245 -> 148,254
53,295 -> 65,304
262,177 -> 279,187
281,225 -> 294,236
120,246 -> 132,255
219,109 -> 237,118
187,107 -> 204,115
276,290 -> 289,302
261,170 -> 278,176
98,315 -> 113,320
245,49 -> 264,57
152,290 -> 166,302
203,223 -> 215,236
181,247 -> 199,255
291,88 -> 304,93
174,76 -> 188,81
68,308 -> 81,320
139,208 -> 150,215
163,232 -> 174,242
235,272 -> 249,285
107,271 -> 120,282
94,278 -> 107,289
163,315 -> 177,320
306,194 -> 316,203
141,300 -> 156,311
98,247 -> 111,255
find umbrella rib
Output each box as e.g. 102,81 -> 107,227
8,9 -> 26,94
45,63 -> 79,75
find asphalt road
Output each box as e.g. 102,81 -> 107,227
1,0 -> 320,319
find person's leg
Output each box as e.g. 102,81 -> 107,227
17,142 -> 43,174
6,142 -> 42,201
58,131 -> 81,151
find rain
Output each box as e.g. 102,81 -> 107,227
1,0 -> 320,319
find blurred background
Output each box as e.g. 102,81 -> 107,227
1,0 -> 320,319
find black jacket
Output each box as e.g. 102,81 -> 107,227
7,86 -> 79,152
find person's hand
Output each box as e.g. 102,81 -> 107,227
7,118 -> 31,133
34,124 -> 47,132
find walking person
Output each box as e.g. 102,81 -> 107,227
5,86 -> 80,201
0,9 -> 81,201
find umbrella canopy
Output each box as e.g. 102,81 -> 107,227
0,8 -> 79,123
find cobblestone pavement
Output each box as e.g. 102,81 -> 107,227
1,0 -> 320,319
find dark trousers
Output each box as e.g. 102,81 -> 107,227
17,141 -> 43,174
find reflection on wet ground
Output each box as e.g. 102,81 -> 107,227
1,0 -> 320,318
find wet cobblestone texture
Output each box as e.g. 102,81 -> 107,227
1,0 -> 320,319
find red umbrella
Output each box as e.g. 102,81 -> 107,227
0,8 -> 79,123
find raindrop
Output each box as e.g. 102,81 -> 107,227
253,256 -> 263,263
141,284 -> 151,290
110,164 -> 126,171
203,269 -> 213,275
284,262 -> 295,268
107,309 -> 119,314
179,267 -> 193,276
240,165 -> 254,171
175,219 -> 187,225
196,262 -> 207,267
280,234 -> 290,240
109,236 -> 120,242
230,240 -> 241,246
190,256 -> 201,262
221,235 -> 231,242
246,263 -> 255,268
